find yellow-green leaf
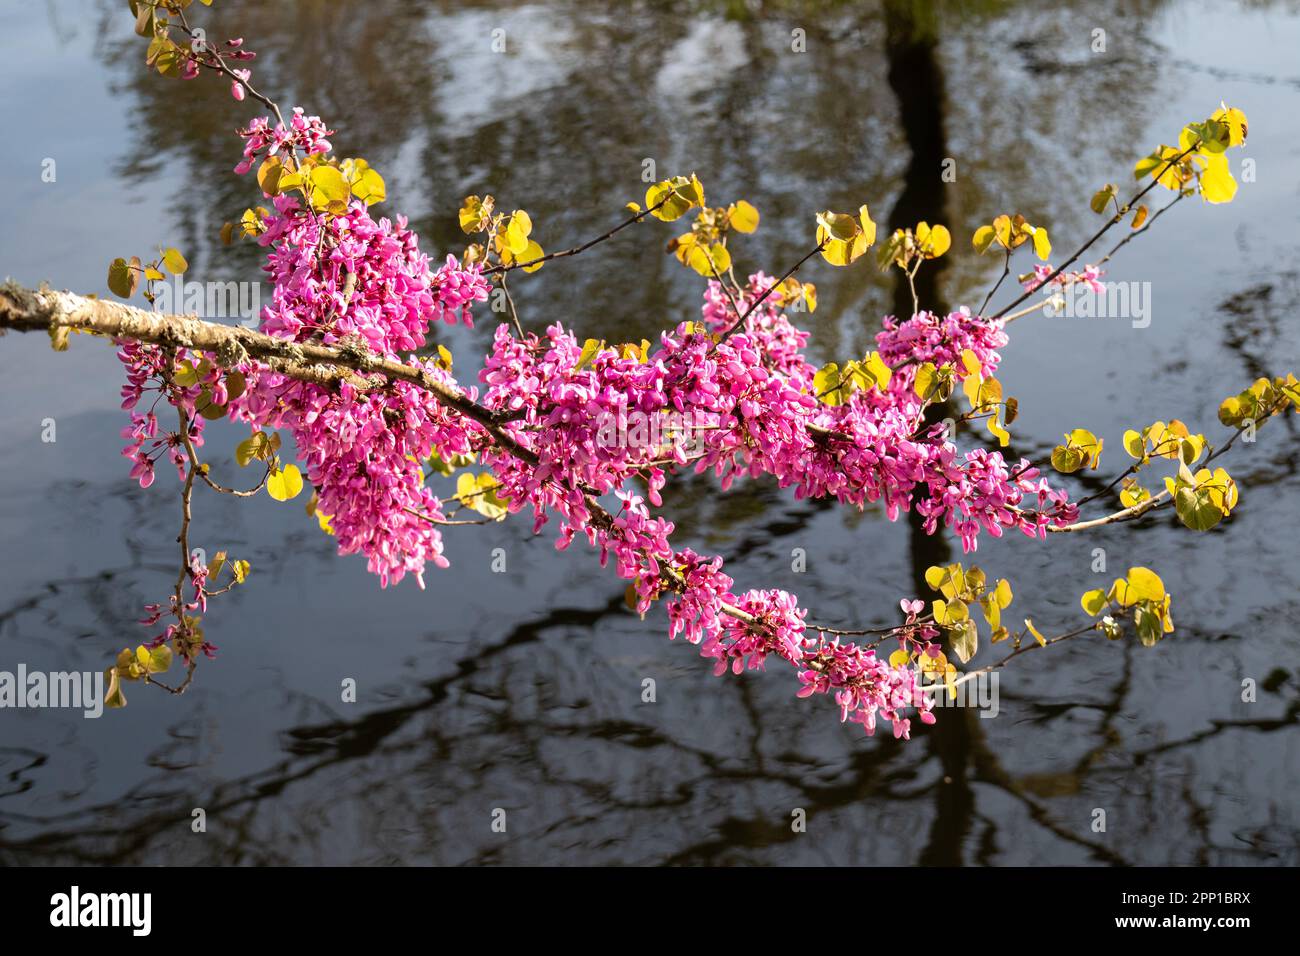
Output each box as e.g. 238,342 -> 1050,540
730,200 -> 759,234
161,248 -> 188,276
1025,618 -> 1048,648
267,464 -> 305,502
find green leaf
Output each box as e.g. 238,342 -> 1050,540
107,257 -> 139,299
1050,446 -> 1084,474
1134,605 -> 1164,647
195,389 -> 227,421
950,620 -> 978,665
104,669 -> 127,709
173,360 -> 199,388
1089,183 -> 1118,214
1175,485 -> 1225,531
147,644 -> 173,674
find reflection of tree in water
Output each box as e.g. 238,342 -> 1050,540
2,471 -> 1296,863
0,528 -> 1294,863
6,0 -> 1290,864
97,0 -> 1156,349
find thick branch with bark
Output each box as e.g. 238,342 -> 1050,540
0,282 -> 522,452
0,278 -> 1204,686
0,281 -> 765,630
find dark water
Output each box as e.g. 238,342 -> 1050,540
1,0 -> 1298,865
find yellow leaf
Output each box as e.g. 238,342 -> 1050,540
987,415 -> 1011,447
992,214 -> 1012,249
687,242 -> 731,276
1090,184 -> 1118,214
267,464 -> 304,502
1122,566 -> 1165,603
307,165 -> 350,213
161,248 -> 188,275
503,211 -> 533,255
349,165 -> 386,205
1199,153 -> 1237,204
459,195 -> 491,234
863,352 -> 892,391
257,156 -> 284,196
858,205 -> 877,247
1032,227 -> 1051,260
1025,618 -> 1047,648
1080,589 -> 1107,616
1210,106 -> 1248,147
520,239 -> 545,273
1134,146 -> 1185,191
915,222 -> 950,259
1122,429 -> 1145,459
730,200 -> 759,234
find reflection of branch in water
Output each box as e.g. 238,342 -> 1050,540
3,513 -> 1297,864
0,588 -> 626,863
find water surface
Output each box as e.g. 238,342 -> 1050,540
0,0 -> 1298,865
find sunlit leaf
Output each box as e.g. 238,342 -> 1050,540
267,464 -> 305,502
730,200 -> 760,234
161,248 -> 188,275
107,257 -> 139,299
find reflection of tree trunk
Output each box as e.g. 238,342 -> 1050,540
883,0 -> 974,867
884,0 -> 949,319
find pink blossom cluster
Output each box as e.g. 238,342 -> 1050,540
169,32 -> 257,93
233,110 -> 333,175
137,557 -> 219,661
1021,262 -> 1106,294
223,192 -> 491,586
472,294 -> 1073,732
431,254 -> 491,328
112,94 -> 1084,735
708,588 -> 807,674
255,194 -> 437,354
118,340 -> 207,488
797,639 -> 936,738
118,177 -> 491,590
479,287 -> 1074,552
